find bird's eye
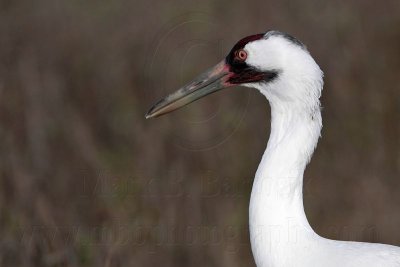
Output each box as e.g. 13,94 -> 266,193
235,49 -> 247,61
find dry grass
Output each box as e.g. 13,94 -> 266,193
0,0 -> 399,266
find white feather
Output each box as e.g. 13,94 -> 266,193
242,33 -> 400,267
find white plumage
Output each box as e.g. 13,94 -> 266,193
245,33 -> 400,267
146,31 -> 400,267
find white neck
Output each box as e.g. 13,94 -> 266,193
249,84 -> 322,266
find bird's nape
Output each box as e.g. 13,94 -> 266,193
145,30 -> 400,267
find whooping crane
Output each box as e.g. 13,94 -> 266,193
146,30 -> 400,267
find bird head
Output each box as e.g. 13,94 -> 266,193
146,30 -> 323,119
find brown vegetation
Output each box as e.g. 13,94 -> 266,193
0,0 -> 399,266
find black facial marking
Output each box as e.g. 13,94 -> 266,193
228,69 -> 278,84
224,31 -> 304,85
226,33 -> 264,74
225,33 -> 279,84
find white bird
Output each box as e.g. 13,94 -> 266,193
146,30 -> 400,267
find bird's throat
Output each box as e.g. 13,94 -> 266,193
249,100 -> 322,266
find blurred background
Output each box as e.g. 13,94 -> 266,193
0,0 -> 399,266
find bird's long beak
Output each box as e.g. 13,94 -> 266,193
145,60 -> 232,119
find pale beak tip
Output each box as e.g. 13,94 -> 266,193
145,60 -> 229,120
145,105 -> 159,119
145,111 -> 154,119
